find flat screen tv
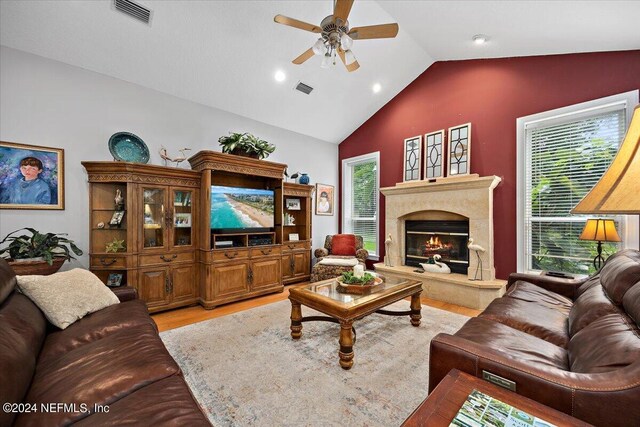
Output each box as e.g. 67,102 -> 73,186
210,185 -> 275,233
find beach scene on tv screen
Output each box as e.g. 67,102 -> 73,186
210,186 -> 274,229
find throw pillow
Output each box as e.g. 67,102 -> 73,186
318,257 -> 359,266
17,268 -> 120,329
331,234 -> 357,256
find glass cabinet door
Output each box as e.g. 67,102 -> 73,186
142,187 -> 166,249
172,189 -> 193,247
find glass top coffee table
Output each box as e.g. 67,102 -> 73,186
288,275 -> 422,369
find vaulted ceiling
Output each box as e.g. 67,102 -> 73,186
1,1 -> 638,144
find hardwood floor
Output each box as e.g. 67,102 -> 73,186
152,283 -> 481,332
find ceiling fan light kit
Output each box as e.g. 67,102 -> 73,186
321,53 -> 332,69
344,49 -> 357,65
312,38 -> 326,55
274,0 -> 399,72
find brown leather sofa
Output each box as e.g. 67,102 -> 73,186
0,259 -> 210,426
429,249 -> 640,427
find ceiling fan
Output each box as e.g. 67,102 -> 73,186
274,0 -> 399,72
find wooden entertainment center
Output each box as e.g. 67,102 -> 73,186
83,151 -> 314,312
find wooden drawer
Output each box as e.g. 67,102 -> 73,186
283,241 -> 309,252
139,251 -> 194,266
90,255 -> 128,269
249,245 -> 282,258
212,248 -> 250,262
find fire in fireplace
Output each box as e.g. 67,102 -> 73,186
405,220 -> 469,274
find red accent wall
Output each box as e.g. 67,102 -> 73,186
339,50 -> 640,279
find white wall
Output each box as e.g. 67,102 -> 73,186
0,46 -> 338,269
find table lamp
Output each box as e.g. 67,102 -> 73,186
579,219 -> 621,269
572,104 -> 640,215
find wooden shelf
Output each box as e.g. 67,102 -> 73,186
83,161 -> 200,314
92,227 -> 127,231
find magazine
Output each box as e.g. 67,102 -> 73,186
450,389 -> 557,427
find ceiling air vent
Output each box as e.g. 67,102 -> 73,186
295,82 -> 314,95
114,0 -> 152,24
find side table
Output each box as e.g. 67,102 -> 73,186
401,370 -> 593,426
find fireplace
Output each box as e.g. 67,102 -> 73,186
405,220 -> 469,274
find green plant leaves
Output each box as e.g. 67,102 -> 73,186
218,132 -> 276,159
340,271 -> 375,285
0,227 -> 83,264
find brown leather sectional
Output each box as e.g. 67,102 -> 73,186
0,259 -> 211,426
429,249 -> 640,427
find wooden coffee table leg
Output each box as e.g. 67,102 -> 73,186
290,300 -> 303,339
410,292 -> 422,326
339,320 -> 354,369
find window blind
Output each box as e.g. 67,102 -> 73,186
342,153 -> 379,257
524,107 -> 625,273
351,161 -> 377,255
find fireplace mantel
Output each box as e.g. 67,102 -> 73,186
376,174 -> 506,309
381,174 -> 501,196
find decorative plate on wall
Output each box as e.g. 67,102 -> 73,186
108,132 -> 150,164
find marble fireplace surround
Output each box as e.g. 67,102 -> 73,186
375,174 -> 507,309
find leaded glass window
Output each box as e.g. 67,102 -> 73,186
424,130 -> 444,179
448,123 -> 471,176
403,135 -> 422,181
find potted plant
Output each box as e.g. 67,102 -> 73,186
335,271 -> 385,295
0,228 -> 83,275
218,132 -> 276,159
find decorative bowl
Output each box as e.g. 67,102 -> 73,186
336,276 -> 384,295
108,132 -> 150,164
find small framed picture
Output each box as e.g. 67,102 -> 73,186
174,212 -> 192,228
315,183 -> 334,216
289,233 -> 300,241
286,198 -> 301,210
106,273 -> 123,288
403,135 -> 422,182
448,123 -> 471,176
424,130 -> 445,180
109,210 -> 125,226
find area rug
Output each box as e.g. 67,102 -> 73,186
160,300 -> 469,427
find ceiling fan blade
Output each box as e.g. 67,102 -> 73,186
274,14 -> 322,33
337,48 -> 360,72
333,0 -> 354,24
348,23 -> 399,40
292,48 -> 315,65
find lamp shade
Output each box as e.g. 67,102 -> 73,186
579,219 -> 621,242
571,104 -> 640,214
344,49 -> 356,65
312,38 -> 326,56
340,33 -> 353,50
320,53 -> 331,68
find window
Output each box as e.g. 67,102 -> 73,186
342,152 -> 380,259
517,91 -> 638,275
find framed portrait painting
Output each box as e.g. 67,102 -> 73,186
315,183 -> 334,216
0,141 -> 64,210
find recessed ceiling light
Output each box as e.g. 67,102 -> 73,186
274,70 -> 286,82
473,34 -> 489,45
372,83 -> 382,93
